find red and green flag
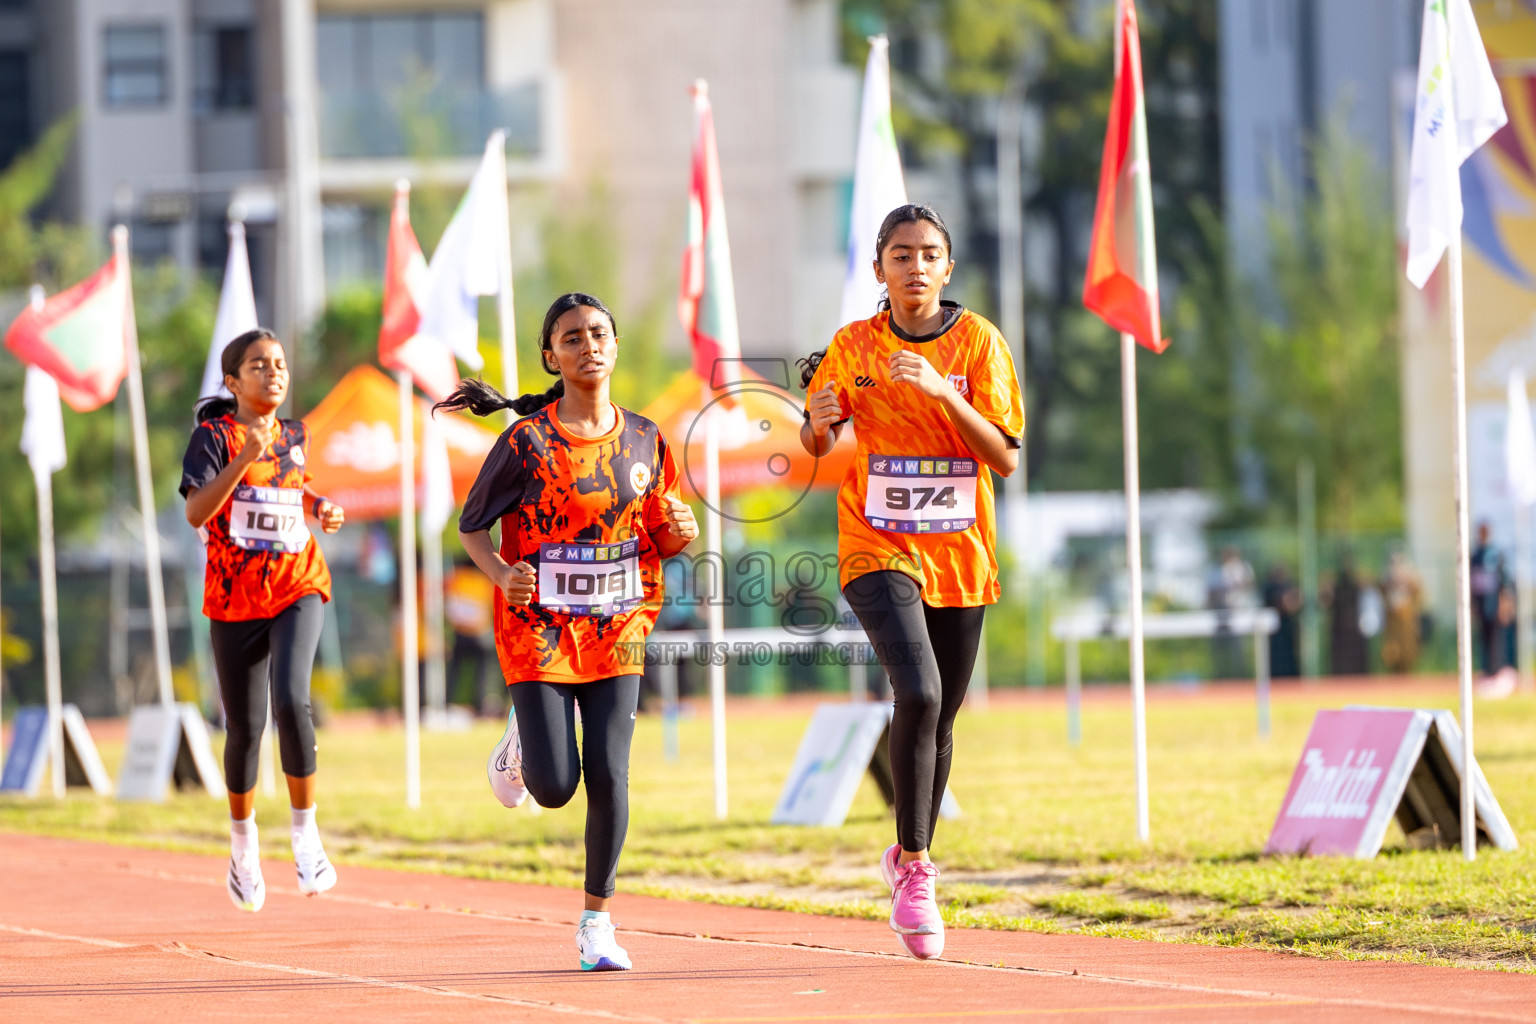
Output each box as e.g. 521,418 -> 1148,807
1083,0 -> 1167,353
5,249 -> 130,412
679,80 -> 742,390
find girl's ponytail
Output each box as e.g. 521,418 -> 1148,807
194,396 -> 239,423
433,377 -> 565,418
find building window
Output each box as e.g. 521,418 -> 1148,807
316,12 -> 484,94
104,25 -> 169,108
0,51 -> 28,170
195,26 -> 255,112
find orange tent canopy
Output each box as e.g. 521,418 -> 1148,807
638,369 -> 856,500
302,365 -> 500,520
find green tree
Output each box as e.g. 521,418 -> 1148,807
839,0 -> 1230,495
0,119 -> 217,577
1252,123 -> 1401,532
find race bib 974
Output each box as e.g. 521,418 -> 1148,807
228,485 -> 311,553
537,539 -> 643,616
863,455 -> 978,534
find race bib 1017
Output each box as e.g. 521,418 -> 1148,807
228,485 -> 311,553
537,539 -> 643,616
864,455 -> 978,534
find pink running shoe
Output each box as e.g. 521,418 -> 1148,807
889,858 -> 944,960
879,843 -> 901,890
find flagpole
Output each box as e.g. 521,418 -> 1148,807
705,402 -> 728,820
1121,331 -> 1149,842
1519,503 -> 1533,695
491,131 -> 518,414
1448,237 -> 1478,860
113,227 -> 175,708
34,461 -> 64,799
398,369 -> 421,809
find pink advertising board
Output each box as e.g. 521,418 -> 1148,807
1264,708 -> 1427,858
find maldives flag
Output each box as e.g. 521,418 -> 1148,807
1083,0 -> 1167,353
4,249 -> 130,412
379,182 -> 458,403
679,80 -> 742,392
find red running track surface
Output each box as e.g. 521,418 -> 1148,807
1,832 -> 1532,1023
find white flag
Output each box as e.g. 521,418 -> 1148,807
21,365 -> 67,477
199,221 -> 261,399
839,36 -> 908,327
1406,0 -> 1508,289
415,132 -> 511,371
1508,370 -> 1536,507
419,410 -> 455,534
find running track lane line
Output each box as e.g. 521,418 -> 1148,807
57,859 -> 1536,1024
0,922 -> 677,1023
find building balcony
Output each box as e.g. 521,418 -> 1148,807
319,81 -> 540,161
315,77 -> 561,192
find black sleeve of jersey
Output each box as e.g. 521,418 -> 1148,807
459,428 -> 525,533
179,423 -> 228,499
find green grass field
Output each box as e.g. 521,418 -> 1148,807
4,683 -> 1535,972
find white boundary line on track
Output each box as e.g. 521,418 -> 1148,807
0,921 -> 679,1023
6,851 -> 1534,1024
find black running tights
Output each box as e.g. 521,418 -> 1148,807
210,593 -> 324,794
843,571 -> 985,853
508,674 -> 640,899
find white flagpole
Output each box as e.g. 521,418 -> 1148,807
492,132 -> 518,414
1448,237 -> 1478,860
1121,331 -> 1149,842
422,514 -> 447,718
398,370 -> 421,808
35,463 -> 63,799
113,227 -> 175,708
705,404 -> 728,819
1519,503 -> 1534,695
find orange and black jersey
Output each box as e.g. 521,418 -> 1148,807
459,403 -> 682,684
805,304 -> 1025,606
180,416 -> 332,622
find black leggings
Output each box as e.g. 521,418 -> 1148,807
209,593 -> 325,794
844,571 -> 985,853
508,675 -> 640,899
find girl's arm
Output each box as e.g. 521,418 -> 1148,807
800,384 -> 845,457
300,486 -> 346,534
651,497 -> 698,558
460,528 -> 535,605
887,351 -> 1018,477
185,419 -> 274,528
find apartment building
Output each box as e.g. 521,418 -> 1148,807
7,0 -> 859,357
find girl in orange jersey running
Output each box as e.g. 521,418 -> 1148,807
799,204 -> 1024,960
436,292 -> 698,972
181,328 -> 347,912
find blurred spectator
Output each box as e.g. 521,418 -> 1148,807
1380,552 -> 1424,674
1262,564 -> 1302,678
1470,522 -> 1507,676
1325,557 -> 1369,675
445,556 -> 498,716
1207,546 -> 1256,679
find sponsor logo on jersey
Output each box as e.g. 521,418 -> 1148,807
289,445 -> 306,467
630,462 -> 651,493
854,374 -> 877,388
947,373 -> 969,397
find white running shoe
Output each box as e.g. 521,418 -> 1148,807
488,706 -> 529,808
576,915 -> 632,972
227,828 -> 266,912
292,825 -> 338,896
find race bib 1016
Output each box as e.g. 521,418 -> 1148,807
864,455 -> 978,534
228,485 -> 311,553
537,539 -> 643,616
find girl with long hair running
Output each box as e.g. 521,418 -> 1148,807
439,292 -> 698,972
181,327 -> 346,912
799,204 -> 1024,959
